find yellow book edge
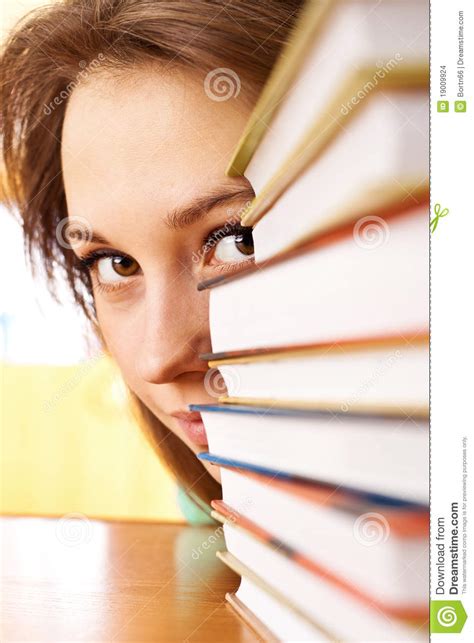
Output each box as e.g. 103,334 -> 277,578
225,591 -> 278,642
226,0 -> 335,177
208,334 -> 429,366
239,66 -> 428,227
216,397 -> 428,420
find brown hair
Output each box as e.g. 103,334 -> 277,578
1,0 -> 302,513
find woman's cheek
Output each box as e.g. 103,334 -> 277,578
96,300 -> 144,387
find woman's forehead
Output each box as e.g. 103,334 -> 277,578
60,66 -> 252,247
61,66 -> 251,219
62,69 -> 248,178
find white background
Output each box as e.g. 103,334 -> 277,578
431,0 -> 473,639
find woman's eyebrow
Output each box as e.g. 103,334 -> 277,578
87,232 -> 110,245
75,184 -> 255,249
165,184 -> 255,230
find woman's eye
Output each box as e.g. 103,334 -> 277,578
213,228 -> 254,264
96,255 -> 140,283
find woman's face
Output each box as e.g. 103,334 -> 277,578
61,66 -> 255,483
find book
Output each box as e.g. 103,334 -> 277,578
249,88 -> 428,261
193,0 -> 430,637
199,205 -> 428,354
199,453 -> 425,506
217,524 -> 428,641
225,586 -> 284,642
212,466 -> 429,611
202,334 -> 429,416
225,560 -> 331,641
194,403 -> 428,504
227,0 -> 428,207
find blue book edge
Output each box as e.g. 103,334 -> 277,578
198,451 -> 428,510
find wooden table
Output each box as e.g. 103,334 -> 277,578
0,516 -> 260,641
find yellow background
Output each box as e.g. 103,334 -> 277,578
1,356 -> 182,522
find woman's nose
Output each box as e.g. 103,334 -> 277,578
134,276 -> 210,384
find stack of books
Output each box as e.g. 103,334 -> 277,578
192,0 -> 429,639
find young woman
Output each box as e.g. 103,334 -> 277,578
1,0 -> 302,518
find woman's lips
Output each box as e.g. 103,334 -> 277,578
171,411 -> 208,448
